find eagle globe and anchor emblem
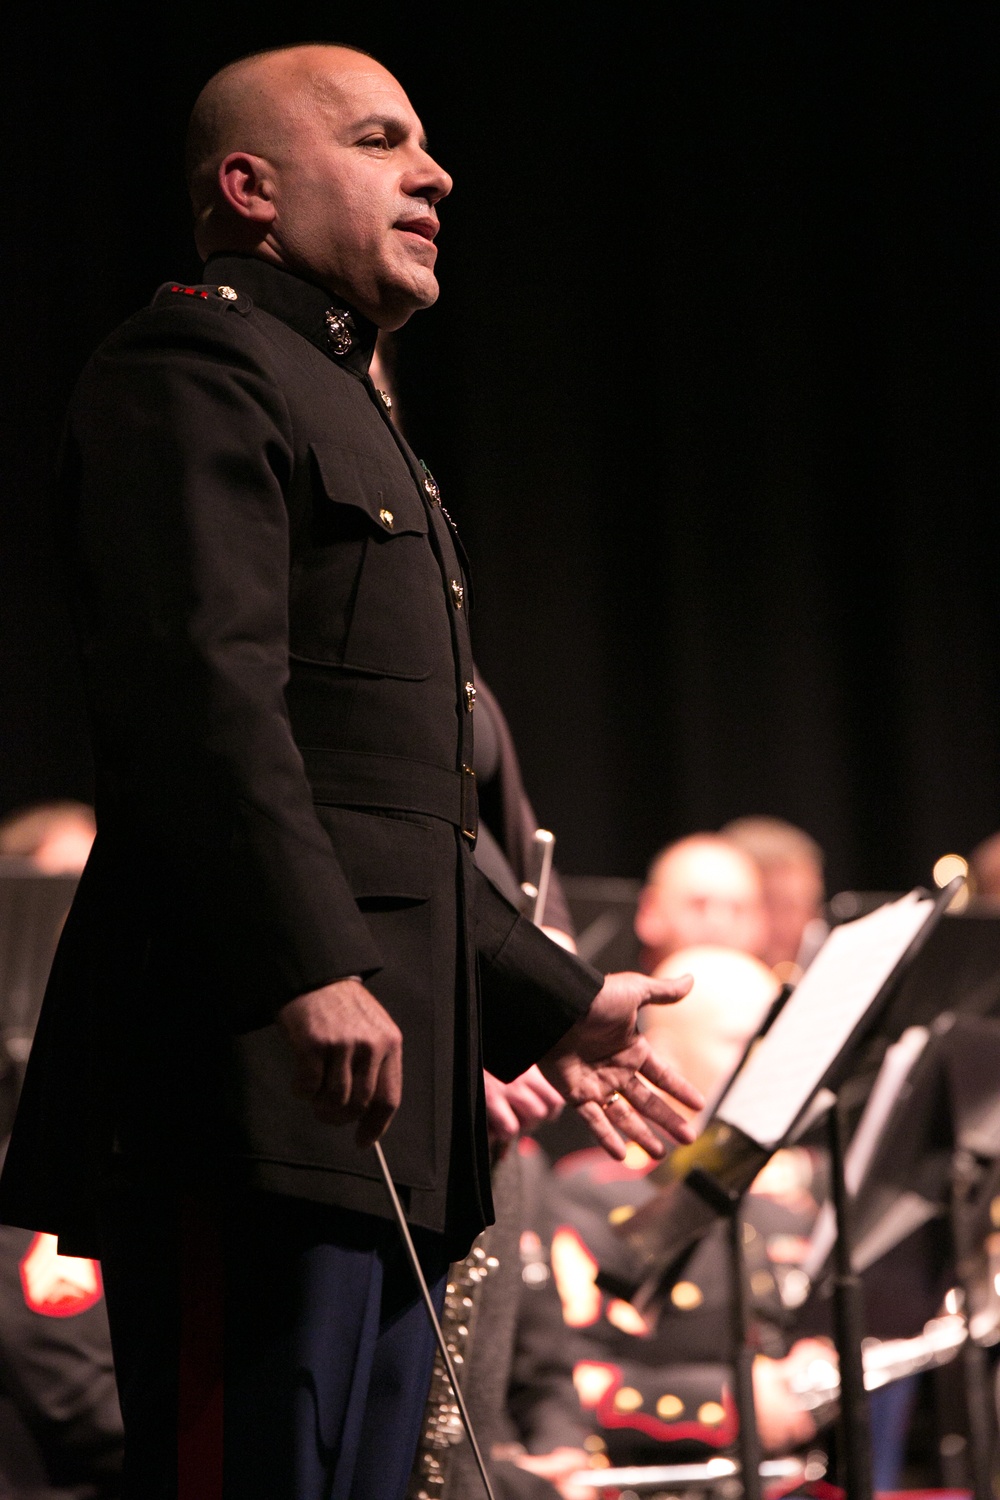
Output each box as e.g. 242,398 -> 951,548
324,307 -> 356,356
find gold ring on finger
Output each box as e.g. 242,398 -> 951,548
602,1090 -> 623,1111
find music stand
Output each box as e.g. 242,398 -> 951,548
616,883 -> 957,1500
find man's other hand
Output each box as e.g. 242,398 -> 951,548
484,1065 -> 566,1147
537,971 -> 703,1160
278,979 -> 402,1148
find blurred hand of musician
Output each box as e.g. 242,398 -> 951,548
279,979 -> 402,1146
484,1065 -> 566,1146
538,971 -> 703,1160
514,1446 -> 598,1500
752,1338 -> 830,1452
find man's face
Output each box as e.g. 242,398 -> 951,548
263,52 -> 452,328
636,843 -> 767,964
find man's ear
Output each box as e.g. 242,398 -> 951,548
217,152 -> 278,227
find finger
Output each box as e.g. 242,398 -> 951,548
602,1094 -> 669,1158
527,1073 -> 566,1109
638,973 -> 694,1006
346,1040 -> 378,1116
355,1046 -> 402,1148
575,1099 -> 628,1160
621,1077 -> 698,1144
486,1093 -> 521,1141
636,1051 -> 705,1112
507,1085 -> 551,1128
314,1044 -> 353,1122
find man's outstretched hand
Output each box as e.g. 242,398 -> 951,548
537,971 -> 703,1159
278,979 -> 402,1148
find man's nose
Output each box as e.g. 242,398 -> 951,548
408,149 -> 453,206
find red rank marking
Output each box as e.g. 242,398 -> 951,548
170,284 -> 209,299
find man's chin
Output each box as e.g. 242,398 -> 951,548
374,273 -> 440,330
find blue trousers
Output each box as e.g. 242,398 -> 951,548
98,1182 -> 449,1500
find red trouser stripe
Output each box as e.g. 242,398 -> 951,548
177,1196 -> 225,1500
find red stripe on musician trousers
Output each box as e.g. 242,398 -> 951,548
177,1195 -> 225,1500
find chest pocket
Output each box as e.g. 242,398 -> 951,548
289,441 -> 443,680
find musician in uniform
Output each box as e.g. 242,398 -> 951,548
0,43 -> 702,1500
504,950 -> 830,1484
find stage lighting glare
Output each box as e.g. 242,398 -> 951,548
932,854 -> 968,888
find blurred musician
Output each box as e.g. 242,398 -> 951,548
722,816 -> 827,981
0,802 -> 122,1497
504,948 -> 828,1494
633,835 -> 767,974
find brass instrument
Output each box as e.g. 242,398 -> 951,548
407,1238 -> 499,1500
410,828 -> 557,1499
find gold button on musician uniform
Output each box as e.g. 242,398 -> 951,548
656,1394 -> 685,1420
379,508 -> 394,529
670,1280 -> 703,1310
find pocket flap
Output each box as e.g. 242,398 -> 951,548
310,442 -> 428,537
315,804 -> 432,900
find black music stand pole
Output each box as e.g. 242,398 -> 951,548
950,1149 -> 996,1500
828,1094 -> 873,1500
689,1169 -> 763,1500
729,1204 -> 764,1500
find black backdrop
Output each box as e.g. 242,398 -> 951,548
2,5 -> 998,893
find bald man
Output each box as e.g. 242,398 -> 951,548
0,45 -> 702,1500
634,835 -> 767,974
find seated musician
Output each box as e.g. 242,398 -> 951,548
0,801 -> 123,1497
503,947 -> 830,1495
634,835 -> 767,973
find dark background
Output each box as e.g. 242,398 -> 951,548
2,5 -> 998,894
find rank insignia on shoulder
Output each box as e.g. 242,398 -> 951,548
153,281 -> 251,314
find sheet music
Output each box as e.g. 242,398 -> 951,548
801,1024 -> 930,1279
717,892 -> 935,1148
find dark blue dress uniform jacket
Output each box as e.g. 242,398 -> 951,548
0,254 -> 601,1258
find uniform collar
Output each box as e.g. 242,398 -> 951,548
203,253 -> 378,376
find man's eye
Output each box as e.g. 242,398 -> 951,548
361,134 -> 391,149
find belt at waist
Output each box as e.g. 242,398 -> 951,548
299,747 -> 478,844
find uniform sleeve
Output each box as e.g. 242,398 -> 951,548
470,865 -> 602,1080
65,304 -> 382,1027
507,1250 -> 593,1453
0,1225 -> 123,1487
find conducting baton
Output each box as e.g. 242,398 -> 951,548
374,1141 -> 497,1500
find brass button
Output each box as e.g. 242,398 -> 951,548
420,461 -> 441,504
613,1387 -> 643,1413
607,1204 -> 634,1226
216,284 -> 238,301
656,1394 -> 684,1420
670,1280 -> 703,1310
697,1401 -> 726,1427
450,579 -> 465,610
379,508 -> 394,529
464,680 -> 477,713
377,387 -> 393,410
